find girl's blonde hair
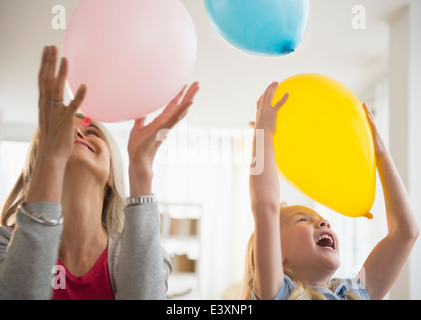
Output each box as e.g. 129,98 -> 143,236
240,224 -> 362,300
0,114 -> 126,234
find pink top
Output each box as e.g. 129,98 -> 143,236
52,246 -> 114,300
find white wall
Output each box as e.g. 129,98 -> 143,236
407,0 -> 421,300
389,0 -> 421,300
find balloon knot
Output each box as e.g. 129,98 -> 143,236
81,116 -> 92,127
282,43 -> 295,54
366,213 -> 373,220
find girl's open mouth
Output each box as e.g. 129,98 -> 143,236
315,232 -> 336,250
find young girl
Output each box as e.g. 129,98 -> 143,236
0,46 -> 199,299
242,82 -> 419,300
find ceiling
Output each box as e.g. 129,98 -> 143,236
0,0 -> 411,139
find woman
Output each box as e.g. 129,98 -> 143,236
0,45 -> 200,299
241,82 -> 418,300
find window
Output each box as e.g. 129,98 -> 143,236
0,141 -> 30,206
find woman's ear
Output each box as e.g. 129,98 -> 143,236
104,174 -> 113,195
106,167 -> 113,190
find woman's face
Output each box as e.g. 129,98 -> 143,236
67,117 -> 111,186
280,205 -> 340,276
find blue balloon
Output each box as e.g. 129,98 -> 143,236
204,0 -> 310,56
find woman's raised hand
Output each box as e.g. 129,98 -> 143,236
127,82 -> 200,195
26,46 -> 86,205
37,46 -> 86,161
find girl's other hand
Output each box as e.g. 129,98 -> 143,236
362,103 -> 388,160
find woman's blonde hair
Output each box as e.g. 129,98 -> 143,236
240,225 -> 362,300
0,114 -> 126,234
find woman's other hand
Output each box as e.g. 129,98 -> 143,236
127,82 -> 200,195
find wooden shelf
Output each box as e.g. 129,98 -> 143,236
159,202 -> 202,299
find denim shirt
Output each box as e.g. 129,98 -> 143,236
253,275 -> 370,300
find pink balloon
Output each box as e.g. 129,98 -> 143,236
63,0 -> 197,122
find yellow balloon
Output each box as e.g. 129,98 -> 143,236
272,74 -> 376,218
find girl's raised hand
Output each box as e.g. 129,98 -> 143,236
362,102 -> 388,160
37,46 -> 86,161
255,82 -> 289,134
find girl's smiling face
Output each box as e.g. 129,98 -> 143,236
280,205 -> 341,283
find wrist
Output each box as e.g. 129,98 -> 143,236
129,163 -> 153,196
26,155 -> 67,205
375,148 -> 392,167
253,128 -> 274,144
264,129 -> 275,138
37,142 -> 72,163
129,162 -> 153,179
36,150 -> 68,164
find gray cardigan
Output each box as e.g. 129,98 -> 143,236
0,201 -> 172,299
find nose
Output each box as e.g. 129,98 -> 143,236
317,219 -> 331,229
75,127 -> 85,139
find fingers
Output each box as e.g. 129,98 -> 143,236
155,82 -> 199,129
162,84 -> 188,115
163,82 -> 199,115
362,103 -> 376,125
273,92 -> 289,112
38,46 -> 69,100
175,84 -> 188,103
38,47 -> 49,93
264,82 -> 279,107
170,82 -> 200,125
258,82 -> 276,108
134,117 -> 146,129
51,57 -> 68,101
258,82 -> 288,113
184,81 -> 200,98
179,82 -> 200,109
362,103 -> 387,154
67,84 -> 86,115
38,45 -> 85,119
362,103 -> 382,143
258,82 -> 281,109
362,102 -> 373,118
38,46 -> 57,125
39,46 -> 54,96
43,46 -> 58,93
257,95 -> 263,108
